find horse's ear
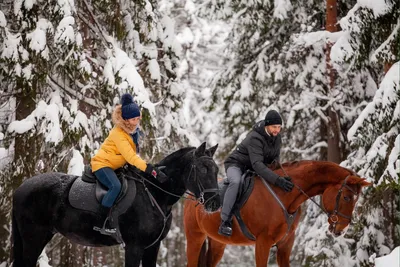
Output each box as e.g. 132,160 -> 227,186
359,178 -> 372,187
206,144 -> 218,157
194,142 -> 207,157
158,166 -> 166,171
348,176 -> 372,187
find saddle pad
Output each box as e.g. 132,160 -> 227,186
68,177 -> 136,215
219,172 -> 256,240
218,171 -> 255,210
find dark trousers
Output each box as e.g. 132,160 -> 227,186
94,167 -> 121,208
221,166 -> 243,222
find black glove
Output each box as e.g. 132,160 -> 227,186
274,176 -> 294,192
145,164 -> 169,183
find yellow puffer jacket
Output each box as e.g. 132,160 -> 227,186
91,106 -> 147,172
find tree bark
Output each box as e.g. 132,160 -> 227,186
325,0 -> 341,163
0,78 -> 40,261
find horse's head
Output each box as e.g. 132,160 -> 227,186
321,174 -> 371,236
185,142 -> 221,212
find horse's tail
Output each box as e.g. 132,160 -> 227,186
11,210 -> 23,266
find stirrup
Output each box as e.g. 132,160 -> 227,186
93,217 -> 117,236
93,216 -> 125,246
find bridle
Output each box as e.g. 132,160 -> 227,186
281,165 -> 359,232
120,154 -> 219,248
185,156 -> 220,207
295,175 -> 358,233
324,175 -> 358,225
123,154 -> 219,206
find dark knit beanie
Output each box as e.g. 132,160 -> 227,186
121,93 -> 141,120
264,110 -> 282,126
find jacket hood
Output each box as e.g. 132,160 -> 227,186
112,105 -> 137,134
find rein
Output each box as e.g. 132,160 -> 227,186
279,164 -> 357,232
120,171 -> 177,249
259,163 -> 357,245
121,156 -> 219,248
259,177 -> 299,243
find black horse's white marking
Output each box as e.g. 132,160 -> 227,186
12,142 -> 220,267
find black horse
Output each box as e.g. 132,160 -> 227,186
12,142 -> 220,267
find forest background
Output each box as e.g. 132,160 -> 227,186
0,0 -> 399,266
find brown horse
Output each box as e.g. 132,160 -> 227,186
183,160 -> 371,267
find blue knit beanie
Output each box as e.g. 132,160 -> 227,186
121,93 -> 140,120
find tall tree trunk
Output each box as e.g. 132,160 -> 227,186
0,79 -> 40,262
325,0 -> 341,163
12,79 -> 41,182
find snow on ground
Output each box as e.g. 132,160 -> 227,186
375,246 -> 400,267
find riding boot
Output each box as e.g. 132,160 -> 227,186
218,218 -> 232,237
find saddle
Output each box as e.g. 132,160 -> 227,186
68,165 -> 136,216
219,170 -> 256,241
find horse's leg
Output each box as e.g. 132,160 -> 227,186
255,235 -> 273,267
141,241 -> 161,267
125,243 -> 145,267
11,213 -> 24,267
184,201 -> 208,267
18,224 -> 54,267
276,231 -> 295,267
206,238 -> 226,267
185,231 -> 206,267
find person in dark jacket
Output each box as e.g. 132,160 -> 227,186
218,110 -> 294,237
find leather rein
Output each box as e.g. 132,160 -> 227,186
261,163 -> 358,244
121,155 -> 219,248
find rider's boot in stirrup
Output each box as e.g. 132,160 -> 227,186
218,219 -> 232,237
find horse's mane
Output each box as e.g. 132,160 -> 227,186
280,160 -> 359,184
157,147 -> 195,166
278,160 -> 353,176
280,161 -> 302,168
280,160 -> 344,170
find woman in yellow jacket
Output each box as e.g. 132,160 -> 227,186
91,93 -> 167,234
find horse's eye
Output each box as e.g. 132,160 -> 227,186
344,196 -> 351,202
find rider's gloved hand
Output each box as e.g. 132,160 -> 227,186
145,164 -> 169,183
274,176 -> 294,192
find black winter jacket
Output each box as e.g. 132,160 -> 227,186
224,120 -> 281,184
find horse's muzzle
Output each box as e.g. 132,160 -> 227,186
204,194 -> 221,212
329,224 -> 344,237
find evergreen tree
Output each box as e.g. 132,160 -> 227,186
294,1 -> 400,266
0,0 -> 186,264
202,0 -> 373,164
344,60 -> 399,266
